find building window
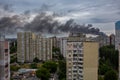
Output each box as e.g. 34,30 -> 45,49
5,49 -> 8,53
79,54 -> 83,57
69,55 -> 71,57
73,58 -> 77,60
73,44 -> 77,48
73,50 -> 77,53
79,66 -> 83,69
79,58 -> 83,61
73,54 -> 77,57
68,50 -> 72,53
73,70 -> 77,73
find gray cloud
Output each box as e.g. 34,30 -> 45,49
0,11 -> 105,35
0,0 -> 119,35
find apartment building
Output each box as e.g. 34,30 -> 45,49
17,32 -> 36,62
66,41 -> 98,80
0,35 -> 10,80
109,34 -> 115,45
36,35 -> 52,61
60,33 -> 86,58
60,37 -> 67,58
17,32 -> 52,63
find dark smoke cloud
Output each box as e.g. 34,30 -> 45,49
0,11 -> 105,36
0,15 -> 24,34
24,12 -> 59,34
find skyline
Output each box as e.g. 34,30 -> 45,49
0,0 -> 120,36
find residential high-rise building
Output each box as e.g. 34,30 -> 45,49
60,37 -> 67,58
17,32 -> 52,63
17,32 -> 36,62
60,33 -> 86,58
115,21 -> 120,80
51,36 -> 57,48
0,35 -> 10,80
36,35 -> 52,61
66,41 -> 98,80
50,36 -> 61,48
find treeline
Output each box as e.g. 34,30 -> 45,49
99,45 -> 118,80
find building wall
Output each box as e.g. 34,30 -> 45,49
17,32 -> 25,63
83,42 -> 98,80
109,34 -> 115,45
60,37 -> 67,58
17,32 -> 52,63
0,35 -> 10,80
66,41 -> 98,80
35,35 -> 42,60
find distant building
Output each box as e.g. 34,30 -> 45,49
36,35 -> 52,61
115,21 -> 120,80
50,36 -> 61,48
60,37 -> 67,58
66,41 -> 98,80
51,36 -> 57,48
109,34 -> 115,45
94,35 -> 109,47
0,35 -> 10,80
17,32 -> 52,63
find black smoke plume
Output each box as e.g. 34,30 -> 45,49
0,11 -> 105,35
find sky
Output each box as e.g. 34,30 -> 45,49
0,0 -> 120,35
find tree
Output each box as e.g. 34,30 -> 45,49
99,45 -> 118,70
52,47 -> 64,60
36,67 -> 50,80
42,61 -> 57,73
99,62 -> 112,75
10,57 -> 17,63
104,70 -> 117,80
30,63 -> 37,69
58,60 -> 66,80
33,57 -> 40,63
10,41 -> 17,53
98,76 -> 104,80
10,65 -> 20,71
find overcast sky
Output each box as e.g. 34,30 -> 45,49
0,0 -> 120,35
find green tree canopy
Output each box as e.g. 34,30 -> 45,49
58,60 -> 66,80
99,45 -> 118,70
36,67 -> 50,80
30,63 -> 37,69
42,61 -> 57,73
10,65 -> 20,71
104,70 -> 117,80
33,57 -> 40,63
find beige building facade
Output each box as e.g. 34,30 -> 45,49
66,41 -> 98,80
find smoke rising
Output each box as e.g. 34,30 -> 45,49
0,4 -> 105,36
